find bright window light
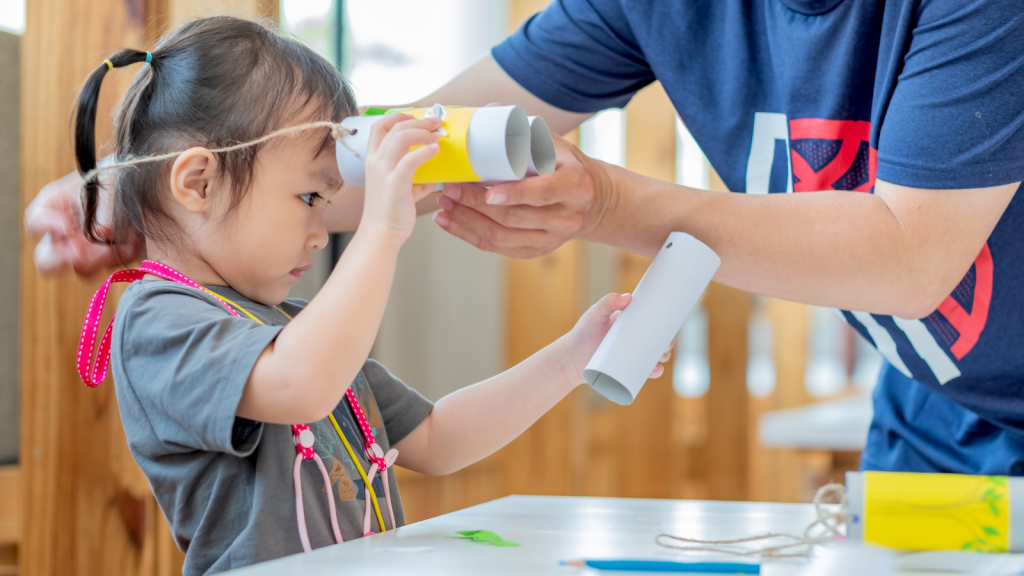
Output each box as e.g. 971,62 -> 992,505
580,108 -> 625,167
344,0 -> 506,105
0,0 -> 25,34
676,117 -> 709,189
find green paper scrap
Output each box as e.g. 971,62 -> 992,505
362,106 -> 414,116
456,530 -> 520,547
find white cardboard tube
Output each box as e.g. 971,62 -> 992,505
526,116 -> 556,176
584,232 -> 720,405
335,115 -> 378,187
336,106 -> 535,185
468,105 -> 531,181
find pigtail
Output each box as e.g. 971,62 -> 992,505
73,48 -> 153,243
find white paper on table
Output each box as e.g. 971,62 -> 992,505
584,232 -> 720,405
896,551 -> 1024,574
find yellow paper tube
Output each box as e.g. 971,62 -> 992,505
400,106 -> 480,184
846,471 -> 1022,552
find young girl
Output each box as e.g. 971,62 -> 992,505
73,17 -> 669,576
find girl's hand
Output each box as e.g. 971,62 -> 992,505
559,293 -> 674,387
361,113 -> 442,243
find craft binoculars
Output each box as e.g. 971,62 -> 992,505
335,105 -> 557,185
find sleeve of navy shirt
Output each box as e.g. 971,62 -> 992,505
491,0 -> 656,113
873,0 -> 1024,189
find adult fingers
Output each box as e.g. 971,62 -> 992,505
483,136 -> 597,207
24,170 -> 83,238
434,196 -> 562,254
432,208 -> 554,259
441,185 -> 584,234
24,206 -> 75,240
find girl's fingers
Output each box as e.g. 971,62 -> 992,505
660,348 -> 672,363
379,129 -> 440,168
411,183 -> 437,203
387,116 -> 443,134
367,113 -> 412,152
650,364 -> 665,378
393,143 -> 440,179
368,115 -> 443,155
590,292 -> 632,322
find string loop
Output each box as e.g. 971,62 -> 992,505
655,483 -> 849,559
80,120 -> 360,189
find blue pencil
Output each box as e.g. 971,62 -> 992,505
562,559 -> 760,573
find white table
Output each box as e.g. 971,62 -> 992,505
227,495 -> 993,575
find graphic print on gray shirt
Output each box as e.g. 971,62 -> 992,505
110,280 -> 434,575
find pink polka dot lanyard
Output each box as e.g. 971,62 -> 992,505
76,260 -> 235,388
75,260 -> 386,469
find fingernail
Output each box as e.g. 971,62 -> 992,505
428,143 -> 439,151
438,195 -> 453,211
443,183 -> 461,200
432,210 -> 449,226
487,191 -> 507,205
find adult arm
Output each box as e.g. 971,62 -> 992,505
435,154 -> 1017,319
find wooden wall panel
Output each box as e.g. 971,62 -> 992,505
500,244 -> 586,496
0,466 -> 20,546
20,2 -> 152,574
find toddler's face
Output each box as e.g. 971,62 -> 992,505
203,132 -> 341,304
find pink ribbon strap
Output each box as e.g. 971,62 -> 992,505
77,261 -> 238,388
345,388 -> 387,471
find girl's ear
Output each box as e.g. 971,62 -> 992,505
169,147 -> 219,214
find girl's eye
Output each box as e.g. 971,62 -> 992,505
300,192 -> 323,207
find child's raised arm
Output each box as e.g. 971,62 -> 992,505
393,293 -> 673,476
237,114 -> 442,424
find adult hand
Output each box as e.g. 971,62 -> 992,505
432,133 -> 617,258
24,168 -> 142,276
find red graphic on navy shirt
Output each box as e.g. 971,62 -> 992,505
927,244 -> 993,361
789,119 -> 876,193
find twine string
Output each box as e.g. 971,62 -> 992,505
80,120 -> 359,188
655,483 -> 849,559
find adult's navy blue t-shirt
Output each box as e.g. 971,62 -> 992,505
493,0 -> 1024,474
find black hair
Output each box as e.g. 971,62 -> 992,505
73,16 -> 358,262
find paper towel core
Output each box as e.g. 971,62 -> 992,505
584,370 -> 633,406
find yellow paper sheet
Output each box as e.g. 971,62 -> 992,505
864,472 -> 1009,552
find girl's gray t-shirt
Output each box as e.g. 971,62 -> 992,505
110,280 -> 434,576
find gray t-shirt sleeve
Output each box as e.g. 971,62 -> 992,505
117,283 -> 282,456
362,359 -> 433,445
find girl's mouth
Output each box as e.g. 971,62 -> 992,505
290,264 -> 312,278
